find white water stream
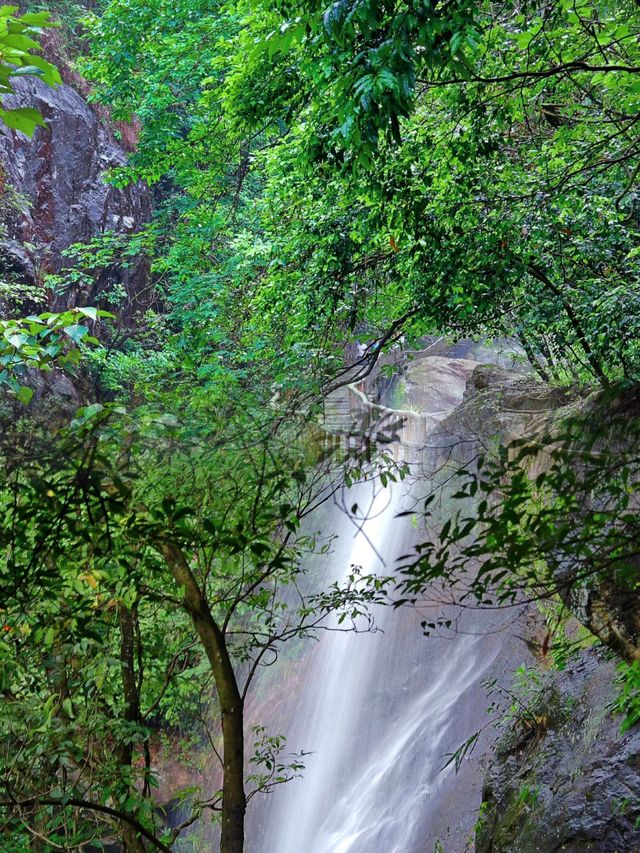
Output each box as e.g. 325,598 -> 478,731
247,355 -> 528,852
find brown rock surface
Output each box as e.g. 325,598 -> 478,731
0,75 -> 151,318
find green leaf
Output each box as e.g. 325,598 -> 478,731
5,332 -> 28,348
77,306 -> 99,321
15,385 -> 33,405
19,11 -> 57,25
0,106 -> 46,135
63,323 -> 89,343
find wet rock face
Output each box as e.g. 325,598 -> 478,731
0,76 -> 151,317
400,355 -> 479,415
477,649 -> 640,853
455,363 -> 576,445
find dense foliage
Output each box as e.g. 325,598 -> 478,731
0,0 -> 639,849
62,0 -> 638,395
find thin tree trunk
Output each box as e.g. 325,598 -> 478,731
159,541 -> 246,853
527,264 -> 610,388
539,334 -> 563,381
118,604 -> 146,853
517,328 -> 551,382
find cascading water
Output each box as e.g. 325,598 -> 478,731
262,484 -> 403,853
248,353 -> 530,852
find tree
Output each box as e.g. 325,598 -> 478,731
0,397 -> 402,851
213,0 -> 640,384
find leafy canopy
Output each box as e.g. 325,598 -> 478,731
0,6 -> 60,135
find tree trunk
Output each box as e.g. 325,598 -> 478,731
517,328 -> 551,382
526,264 -> 610,388
159,542 -> 246,853
117,604 -> 147,852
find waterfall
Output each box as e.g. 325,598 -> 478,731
248,354 -> 529,852
260,483 -> 405,853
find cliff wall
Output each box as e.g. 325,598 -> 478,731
0,70 -> 151,319
448,366 -> 640,852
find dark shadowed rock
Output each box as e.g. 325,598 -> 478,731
435,368 -> 640,851
0,75 -> 151,319
477,650 -> 640,853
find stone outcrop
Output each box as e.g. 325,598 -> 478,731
442,365 -> 640,851
0,74 -> 151,318
458,370 -> 640,665
476,649 -> 640,853
446,362 -> 577,445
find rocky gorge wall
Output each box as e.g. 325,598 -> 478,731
476,648 -> 640,852
445,364 -> 640,852
0,62 -> 151,319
